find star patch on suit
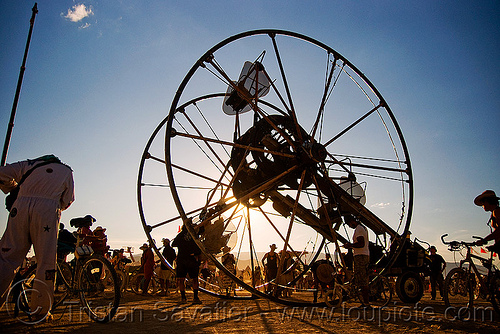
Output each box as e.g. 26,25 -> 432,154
43,225 -> 51,232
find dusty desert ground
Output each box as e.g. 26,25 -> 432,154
1,290 -> 499,334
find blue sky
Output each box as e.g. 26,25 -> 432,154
0,1 -> 499,261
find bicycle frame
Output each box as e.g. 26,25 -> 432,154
442,233 -> 500,316
457,246 -> 495,298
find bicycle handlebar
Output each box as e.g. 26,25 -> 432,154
441,233 -> 476,250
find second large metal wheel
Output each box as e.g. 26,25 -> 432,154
138,30 -> 413,305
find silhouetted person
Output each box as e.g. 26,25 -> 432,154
262,243 -> 278,292
0,155 -> 74,320
343,215 -> 370,307
428,246 -> 446,300
474,190 -> 500,253
172,223 -> 202,304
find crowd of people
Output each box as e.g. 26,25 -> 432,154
0,159 -> 498,320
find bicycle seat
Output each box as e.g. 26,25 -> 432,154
70,215 -> 96,228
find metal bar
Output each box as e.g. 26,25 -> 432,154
174,131 -> 296,159
2,3 -> 38,166
323,103 -> 383,148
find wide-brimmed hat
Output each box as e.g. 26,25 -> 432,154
162,238 -> 170,243
316,263 -> 335,283
270,244 -> 277,250
222,245 -> 231,253
94,226 -> 106,233
474,190 -> 499,206
139,243 -> 149,250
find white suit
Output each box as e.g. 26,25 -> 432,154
0,156 -> 74,317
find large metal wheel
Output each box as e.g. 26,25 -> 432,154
138,29 -> 413,305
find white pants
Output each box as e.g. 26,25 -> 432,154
0,197 -> 61,316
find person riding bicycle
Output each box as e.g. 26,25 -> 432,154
473,190 -> 500,254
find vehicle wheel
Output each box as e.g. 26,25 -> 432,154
138,29 -> 414,305
131,273 -> 157,295
324,284 -> 343,308
370,276 -> 392,307
443,267 -> 474,319
396,271 -> 423,303
116,270 -> 127,292
8,266 -> 36,321
78,254 -> 120,323
53,261 -> 73,309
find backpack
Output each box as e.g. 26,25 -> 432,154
5,156 -> 61,211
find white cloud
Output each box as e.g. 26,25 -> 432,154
64,4 -> 93,23
79,23 -> 91,30
371,202 -> 391,209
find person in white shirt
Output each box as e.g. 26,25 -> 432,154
343,214 -> 370,307
0,155 -> 74,321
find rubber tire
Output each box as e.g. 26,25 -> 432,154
396,271 -> 424,303
488,272 -> 500,315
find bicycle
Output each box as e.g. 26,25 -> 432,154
130,263 -> 166,295
324,266 -> 392,308
441,234 -> 500,318
12,248 -> 120,323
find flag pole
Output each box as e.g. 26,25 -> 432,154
1,3 -> 38,166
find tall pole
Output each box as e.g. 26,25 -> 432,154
1,3 -> 38,166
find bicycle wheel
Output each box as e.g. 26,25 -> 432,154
78,254 -> 120,323
131,273 -> 157,295
324,284 -> 343,308
53,261 -> 74,309
489,272 -> 500,315
443,267 -> 473,319
8,264 -> 67,324
369,276 -> 392,307
116,270 -> 127,292
138,29 -> 414,305
8,266 -> 36,321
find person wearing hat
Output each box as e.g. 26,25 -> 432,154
262,244 -> 278,292
474,190 -> 500,253
158,238 -> 176,295
90,226 -> 108,256
310,254 -> 334,303
428,246 -> 446,300
139,242 -> 155,295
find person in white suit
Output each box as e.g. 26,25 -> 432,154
0,155 -> 74,321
